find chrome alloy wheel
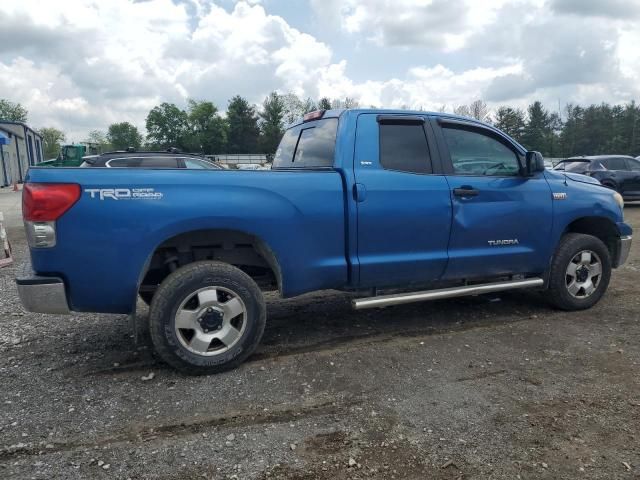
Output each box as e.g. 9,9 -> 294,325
174,286 -> 247,356
565,250 -> 602,299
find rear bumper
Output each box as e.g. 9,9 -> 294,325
613,235 -> 632,268
15,261 -> 70,314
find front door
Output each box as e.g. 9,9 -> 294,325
353,113 -> 452,288
432,118 -> 553,280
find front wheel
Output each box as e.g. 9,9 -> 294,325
149,261 -> 266,374
548,233 -> 611,310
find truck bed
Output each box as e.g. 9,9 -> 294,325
25,167 -> 349,313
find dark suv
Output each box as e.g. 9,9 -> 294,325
554,155 -> 640,201
81,150 -> 222,169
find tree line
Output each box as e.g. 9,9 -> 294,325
2,95 -> 639,159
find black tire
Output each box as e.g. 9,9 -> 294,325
149,261 -> 266,374
548,233 -> 611,311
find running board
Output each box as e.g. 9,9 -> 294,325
352,278 -> 544,310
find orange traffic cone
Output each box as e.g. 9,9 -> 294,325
12,181 -> 18,192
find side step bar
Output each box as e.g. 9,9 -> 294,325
352,278 -> 544,310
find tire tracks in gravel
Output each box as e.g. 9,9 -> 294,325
86,311 -> 551,377
0,397 -> 363,461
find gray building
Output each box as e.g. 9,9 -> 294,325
0,121 -> 44,187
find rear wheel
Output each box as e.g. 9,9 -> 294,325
548,233 -> 611,310
149,261 -> 266,374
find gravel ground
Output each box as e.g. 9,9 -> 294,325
1,192 -> 639,479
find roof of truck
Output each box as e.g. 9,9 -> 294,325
287,108 -> 525,151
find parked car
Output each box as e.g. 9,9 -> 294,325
553,155 -> 640,201
80,150 -> 222,169
17,109 -> 632,374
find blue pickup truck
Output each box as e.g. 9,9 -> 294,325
17,109 -> 632,374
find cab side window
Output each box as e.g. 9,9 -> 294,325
379,123 -> 432,174
443,126 -> 520,176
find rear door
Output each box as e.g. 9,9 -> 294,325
353,113 -> 452,288
432,118 -> 553,279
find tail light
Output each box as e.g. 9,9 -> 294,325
23,183 -> 81,248
23,183 -> 81,221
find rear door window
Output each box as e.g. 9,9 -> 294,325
379,123 -> 432,174
273,118 -> 337,169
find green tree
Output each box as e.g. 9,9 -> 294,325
618,101 -> 640,156
226,95 -> 260,154
559,104 -> 585,157
301,97 -> 317,114
85,130 -> 110,153
87,130 -> 107,145
522,101 -> 556,155
0,99 -> 28,122
145,103 -> 189,149
259,92 -> 286,154
107,122 -> 143,150
184,99 -> 227,154
318,97 -> 332,110
494,107 -> 526,144
38,127 -> 66,159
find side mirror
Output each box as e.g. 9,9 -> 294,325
525,151 -> 545,175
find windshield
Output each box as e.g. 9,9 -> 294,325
273,118 -> 338,169
64,147 -> 79,160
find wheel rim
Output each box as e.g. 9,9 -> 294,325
565,250 -> 602,299
174,286 -> 247,356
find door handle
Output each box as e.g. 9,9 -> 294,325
354,183 -> 367,202
453,186 -> 479,197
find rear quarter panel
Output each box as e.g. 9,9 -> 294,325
26,168 -> 347,313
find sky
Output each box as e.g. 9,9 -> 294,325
1,0 -> 639,140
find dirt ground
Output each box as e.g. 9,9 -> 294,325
1,190 -> 639,479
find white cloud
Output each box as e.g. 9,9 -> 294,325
0,0 -> 638,140
312,0 -> 510,51
317,61 -> 523,109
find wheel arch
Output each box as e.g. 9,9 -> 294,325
562,216 -> 620,261
135,228 -> 283,307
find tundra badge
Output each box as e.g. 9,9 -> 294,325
488,239 -> 519,246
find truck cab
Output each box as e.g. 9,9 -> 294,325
39,144 -> 88,167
